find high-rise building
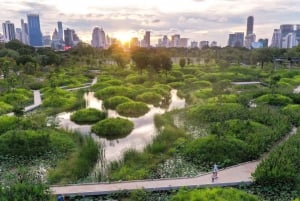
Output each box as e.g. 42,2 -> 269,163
199,41 -> 209,49
141,31 -> 150,48
282,32 -> 297,49
43,35 -> 51,47
210,41 -> 218,47
179,38 -> 188,48
0,33 -> 5,43
271,29 -> 281,48
280,24 -> 294,38
228,32 -> 244,47
91,27 -> 106,48
57,21 -> 63,42
258,38 -> 268,48
15,28 -> 22,41
64,28 -> 80,48
21,19 -> 29,45
245,34 -> 256,49
246,16 -> 254,36
51,28 -> 60,50
190,41 -> 198,48
171,34 -> 180,47
130,37 -> 139,49
2,21 -> 15,42
27,14 -> 43,47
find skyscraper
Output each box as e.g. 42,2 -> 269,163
57,21 -> 63,42
91,27 -> 106,48
21,19 -> 29,45
27,14 -> 43,47
271,29 -> 281,48
2,21 -> 15,42
143,31 -> 150,48
228,32 -> 244,47
15,28 -> 22,41
246,16 -> 254,36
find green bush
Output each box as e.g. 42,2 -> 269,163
0,115 -> 18,134
70,108 -> 106,124
168,82 -> 185,89
136,92 -> 162,106
282,104 -> 300,126
0,130 -> 51,157
170,188 -> 259,201
188,103 -> 247,123
256,94 -> 293,106
183,135 -> 251,169
95,86 -> 135,100
103,96 -> 133,109
42,87 -> 76,109
0,182 -> 51,201
0,88 -> 32,106
92,118 -> 134,140
48,137 -> 99,184
0,101 -> 13,114
116,101 -> 149,117
125,74 -> 147,84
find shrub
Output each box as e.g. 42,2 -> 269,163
48,137 -> 99,184
282,104 -> 300,126
0,101 -> 13,114
0,115 -> 18,134
183,135 -> 251,169
168,82 -> 185,89
170,188 -> 259,201
256,94 -> 293,106
70,108 -> 106,124
116,101 -> 149,117
95,86 -> 135,100
0,130 -> 51,157
0,88 -> 32,106
125,74 -> 147,84
42,87 -> 76,108
92,118 -> 134,140
103,96 -> 133,109
188,103 -> 247,123
136,92 -> 162,106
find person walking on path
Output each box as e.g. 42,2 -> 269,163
211,163 -> 218,182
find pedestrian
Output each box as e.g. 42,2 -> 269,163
57,195 -> 64,201
213,163 -> 218,178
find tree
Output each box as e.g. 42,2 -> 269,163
179,58 -> 186,68
131,48 -> 150,74
0,57 -> 15,79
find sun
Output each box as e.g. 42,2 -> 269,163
114,31 -> 134,44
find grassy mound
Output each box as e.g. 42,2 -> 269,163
116,101 -> 150,118
71,108 -> 106,124
92,118 -> 134,140
103,96 -> 133,109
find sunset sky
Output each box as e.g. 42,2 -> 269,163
1,0 -> 300,46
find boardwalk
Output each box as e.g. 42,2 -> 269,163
51,161 -> 259,196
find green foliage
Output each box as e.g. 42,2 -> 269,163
91,117 -> 134,140
256,94 -> 293,106
168,82 -> 185,89
0,88 -> 32,106
282,104 -> 300,126
170,188 -> 259,201
42,87 -> 77,109
183,135 -> 251,169
0,182 -> 51,201
0,129 -> 75,159
0,115 -> 18,134
0,101 -> 13,114
188,103 -> 247,123
125,74 -> 147,84
116,101 -> 149,117
70,108 -> 106,124
103,96 -> 133,109
95,86 -> 135,100
48,137 -> 99,184
136,92 -> 162,106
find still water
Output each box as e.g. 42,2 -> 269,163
57,89 -> 185,162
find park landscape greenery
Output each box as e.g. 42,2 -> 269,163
0,40 -> 300,200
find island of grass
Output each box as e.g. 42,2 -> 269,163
103,96 -> 133,110
116,101 -> 149,118
91,117 -> 134,140
70,108 -> 106,124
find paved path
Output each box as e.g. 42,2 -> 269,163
24,90 -> 42,112
232,81 -> 261,85
50,161 -> 259,196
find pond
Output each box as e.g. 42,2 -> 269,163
57,89 -> 185,163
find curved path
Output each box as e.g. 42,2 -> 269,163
51,161 -> 258,196
50,127 -> 297,196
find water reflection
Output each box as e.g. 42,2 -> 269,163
57,89 -> 185,162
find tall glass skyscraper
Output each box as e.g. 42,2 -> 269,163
246,16 -> 254,36
27,14 -> 43,47
57,21 -> 63,42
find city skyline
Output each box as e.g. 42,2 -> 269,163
0,0 -> 300,46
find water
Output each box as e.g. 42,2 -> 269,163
57,89 -> 185,163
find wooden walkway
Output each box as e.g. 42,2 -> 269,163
50,161 -> 259,196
